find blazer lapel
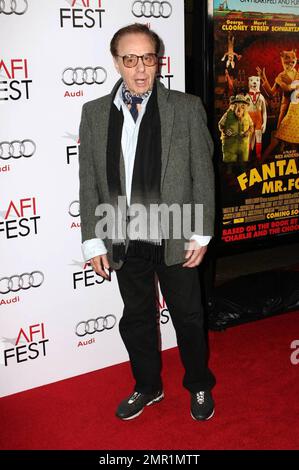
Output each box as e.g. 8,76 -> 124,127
157,81 -> 174,192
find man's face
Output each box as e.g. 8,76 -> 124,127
113,33 -> 157,95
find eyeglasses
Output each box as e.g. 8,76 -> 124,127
117,53 -> 158,68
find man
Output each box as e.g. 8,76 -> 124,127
79,24 -> 216,421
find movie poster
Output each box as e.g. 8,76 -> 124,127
213,0 -> 299,245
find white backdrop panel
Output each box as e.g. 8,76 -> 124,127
0,0 -> 185,397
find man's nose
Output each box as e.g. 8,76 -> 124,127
136,57 -> 145,72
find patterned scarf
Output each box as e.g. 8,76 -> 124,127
121,82 -> 151,122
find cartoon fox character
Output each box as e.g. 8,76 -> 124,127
257,50 -> 299,157
257,49 -> 299,127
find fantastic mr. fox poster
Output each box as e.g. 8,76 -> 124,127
213,0 -> 299,245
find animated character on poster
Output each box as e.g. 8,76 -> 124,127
221,32 -> 242,70
275,79 -> 299,146
218,95 -> 254,164
257,50 -> 299,157
245,76 -> 267,160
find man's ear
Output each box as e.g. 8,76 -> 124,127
113,56 -> 120,74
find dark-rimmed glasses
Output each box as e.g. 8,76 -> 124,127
117,53 -> 158,68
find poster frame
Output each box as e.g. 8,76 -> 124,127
204,0 -> 299,257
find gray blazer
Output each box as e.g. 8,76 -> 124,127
79,79 -> 215,270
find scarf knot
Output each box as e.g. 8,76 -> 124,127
121,83 -> 151,122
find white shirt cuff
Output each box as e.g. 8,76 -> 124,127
82,238 -> 108,261
190,234 -> 212,247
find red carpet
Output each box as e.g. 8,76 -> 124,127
1,311 -> 299,450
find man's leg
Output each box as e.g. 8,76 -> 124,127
116,250 -> 162,394
156,262 -> 215,392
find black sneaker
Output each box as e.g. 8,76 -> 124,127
116,390 -> 164,420
190,390 -> 215,421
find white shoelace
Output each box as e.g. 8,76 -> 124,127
128,392 -> 141,404
196,391 -> 205,404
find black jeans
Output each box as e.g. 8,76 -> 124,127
116,245 -> 215,394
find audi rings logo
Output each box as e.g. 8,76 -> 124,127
76,315 -> 117,336
0,140 -> 36,160
0,0 -> 28,15
132,1 -> 172,18
62,67 -> 107,86
0,271 -> 44,294
69,200 -> 80,217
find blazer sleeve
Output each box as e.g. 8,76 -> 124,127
79,104 -> 102,243
189,97 -> 215,236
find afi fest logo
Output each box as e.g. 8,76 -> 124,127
60,0 -> 106,28
3,323 -> 49,367
0,197 -> 40,239
70,260 -> 108,290
64,132 -> 79,164
157,55 -> 174,89
0,58 -> 32,101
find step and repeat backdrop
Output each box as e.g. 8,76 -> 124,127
0,0 -> 185,397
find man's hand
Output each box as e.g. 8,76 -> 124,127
183,240 -> 207,268
90,254 -> 111,280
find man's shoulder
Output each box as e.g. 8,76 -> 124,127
167,88 -> 203,107
82,93 -> 111,113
